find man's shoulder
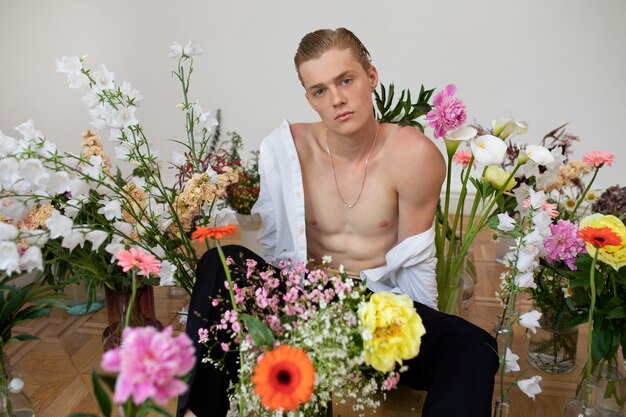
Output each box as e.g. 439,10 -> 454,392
383,123 -> 444,165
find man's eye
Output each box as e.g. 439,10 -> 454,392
313,89 -> 325,96
341,79 -> 352,86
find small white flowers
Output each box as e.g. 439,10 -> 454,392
321,255 -> 332,265
496,213 -> 516,232
517,375 -> 542,399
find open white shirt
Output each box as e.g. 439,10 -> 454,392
251,120 -> 439,310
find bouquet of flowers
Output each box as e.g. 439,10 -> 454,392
199,249 -> 426,416
0,42 -> 239,295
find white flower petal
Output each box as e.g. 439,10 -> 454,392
519,310 -> 542,334
85,230 -> 109,251
497,213 -> 516,232
517,375 -> 542,399
0,241 -> 20,275
504,347 -> 520,373
470,135 -> 508,166
19,246 -> 43,273
524,145 -> 555,166
44,210 -> 74,239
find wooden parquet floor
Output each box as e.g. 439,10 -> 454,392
5,231 -> 602,417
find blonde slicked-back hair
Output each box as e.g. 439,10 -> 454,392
294,28 -> 372,85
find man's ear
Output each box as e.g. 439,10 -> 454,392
368,65 -> 379,90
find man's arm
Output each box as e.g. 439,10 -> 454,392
391,126 -> 446,242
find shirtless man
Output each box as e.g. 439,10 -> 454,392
179,28 -> 498,417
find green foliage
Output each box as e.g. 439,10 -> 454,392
0,274 -> 65,348
374,83 -> 434,131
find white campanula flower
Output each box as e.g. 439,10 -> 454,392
65,71 -> 90,89
169,41 -> 203,59
517,376 -> 542,399
120,81 -> 143,103
105,242 -> 126,261
89,103 -> 114,129
55,56 -> 83,74
19,158 -> 50,188
91,64 -> 115,92
514,271 -> 536,289
0,223 -> 19,241
496,213 -> 516,232
519,310 -> 542,334
0,158 -> 20,187
527,189 -> 547,210
82,155 -> 105,179
516,245 -> 539,272
470,135 -> 508,166
81,90 -> 101,108
19,246 -> 43,273
85,230 -> 108,250
14,119 -> 43,141
61,229 -> 86,252
45,210 -> 73,239
112,220 -> 133,237
504,347 -> 520,373
158,260 -> 177,286
21,229 -> 48,246
68,178 -> 91,200
111,107 -> 138,128
0,198 -> 28,221
515,160 -> 540,180
0,241 -> 20,275
44,171 -> 72,196
0,131 -> 18,155
114,145 -> 131,161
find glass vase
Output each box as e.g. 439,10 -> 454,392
0,352 -> 35,417
527,314 -> 578,374
438,241 -> 476,315
102,285 -> 163,351
493,397 -> 511,417
578,355 -> 626,417
564,383 -> 601,417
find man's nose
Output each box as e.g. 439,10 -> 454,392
330,87 -> 346,107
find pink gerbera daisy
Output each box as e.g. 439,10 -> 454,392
452,149 -> 475,169
582,151 -> 614,168
116,247 -> 161,276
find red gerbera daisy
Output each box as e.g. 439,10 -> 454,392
191,224 -> 238,240
578,226 -> 622,248
252,345 -> 315,411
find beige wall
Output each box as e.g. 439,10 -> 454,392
1,0 -> 625,194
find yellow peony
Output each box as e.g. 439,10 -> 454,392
579,214 -> 626,270
482,166 -> 517,191
358,292 -> 426,372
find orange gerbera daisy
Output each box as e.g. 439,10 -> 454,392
252,345 -> 315,411
191,224 -> 238,240
578,226 -> 622,248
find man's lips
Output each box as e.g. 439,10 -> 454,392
335,112 -> 354,121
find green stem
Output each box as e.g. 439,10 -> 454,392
567,167 -> 600,220
125,270 -> 138,329
585,247 -> 599,406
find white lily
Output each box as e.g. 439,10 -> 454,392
518,310 -> 542,334
470,135 -> 508,166
517,376 -> 542,399
492,117 -> 528,140
443,126 -> 477,157
522,145 -> 555,166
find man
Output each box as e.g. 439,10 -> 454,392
179,28 -> 498,417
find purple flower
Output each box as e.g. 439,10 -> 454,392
544,220 -> 586,269
101,326 -> 195,405
425,84 -> 467,139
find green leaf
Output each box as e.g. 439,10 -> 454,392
241,314 -> 275,347
92,370 -> 112,417
592,327 -> 612,362
141,404 -> 172,416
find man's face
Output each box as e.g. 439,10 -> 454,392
299,48 -> 378,136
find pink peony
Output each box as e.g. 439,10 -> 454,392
101,326 -> 195,405
116,247 -> 161,276
544,220 -> 586,270
425,84 -> 467,139
452,149 -> 475,169
582,151 -> 615,168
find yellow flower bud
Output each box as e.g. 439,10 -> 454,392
483,166 -> 517,191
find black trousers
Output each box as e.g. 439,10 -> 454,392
177,245 -> 499,417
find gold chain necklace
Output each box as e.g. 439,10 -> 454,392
324,122 -> 379,209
